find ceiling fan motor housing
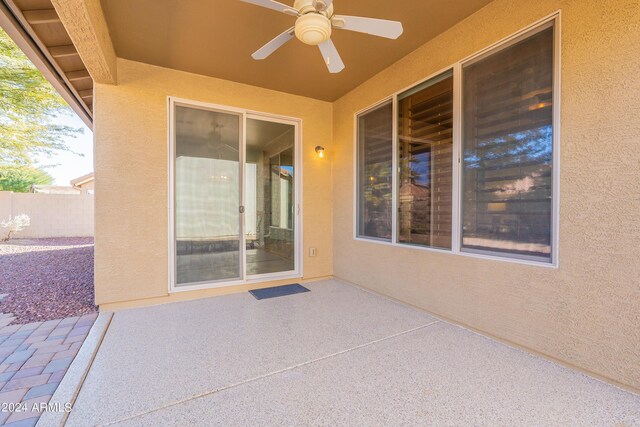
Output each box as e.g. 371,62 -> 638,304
294,0 -> 333,15
293,0 -> 334,45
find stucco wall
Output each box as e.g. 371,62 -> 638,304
94,59 -> 333,307
0,191 -> 94,238
332,0 -> 640,390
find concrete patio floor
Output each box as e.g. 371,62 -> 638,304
66,279 -> 640,426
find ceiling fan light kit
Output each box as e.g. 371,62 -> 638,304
242,0 -> 404,73
295,13 -> 332,45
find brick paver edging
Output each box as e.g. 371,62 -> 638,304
0,313 -> 97,426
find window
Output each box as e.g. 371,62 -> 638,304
398,71 -> 454,249
354,18 -> 557,265
356,101 -> 393,240
461,24 -> 554,262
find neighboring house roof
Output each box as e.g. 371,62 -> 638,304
70,172 -> 94,188
30,185 -> 80,194
399,182 -> 430,200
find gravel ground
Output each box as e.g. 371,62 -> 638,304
0,237 -> 96,324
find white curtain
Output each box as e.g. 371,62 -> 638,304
176,156 -> 239,240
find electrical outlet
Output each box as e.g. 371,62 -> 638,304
309,247 -> 317,257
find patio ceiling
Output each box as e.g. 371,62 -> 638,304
100,0 -> 493,101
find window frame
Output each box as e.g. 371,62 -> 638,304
396,69 -> 455,251
353,12 -> 561,268
354,98 -> 395,242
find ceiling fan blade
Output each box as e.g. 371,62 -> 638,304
312,0 -> 333,12
252,27 -> 295,60
332,15 -> 404,39
240,0 -> 299,16
318,39 -> 345,73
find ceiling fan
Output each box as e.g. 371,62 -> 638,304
241,0 -> 404,73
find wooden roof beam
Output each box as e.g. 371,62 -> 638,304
49,44 -> 77,58
50,0 -> 117,84
23,9 -> 60,24
66,69 -> 91,81
78,89 -> 93,99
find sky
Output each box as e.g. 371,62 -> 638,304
37,112 -> 93,185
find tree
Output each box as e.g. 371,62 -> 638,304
0,28 -> 83,166
0,165 -> 53,192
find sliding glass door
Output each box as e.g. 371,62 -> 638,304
174,105 -> 243,286
245,118 -> 296,277
171,100 -> 299,290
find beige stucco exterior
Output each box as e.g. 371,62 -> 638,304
94,58 -> 333,308
332,0 -> 640,390
88,0 -> 640,391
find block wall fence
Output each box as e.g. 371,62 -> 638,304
0,191 -> 94,238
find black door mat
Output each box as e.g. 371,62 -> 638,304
249,284 -> 310,300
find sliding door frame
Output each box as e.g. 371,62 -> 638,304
167,97 -> 303,293
244,112 -> 302,283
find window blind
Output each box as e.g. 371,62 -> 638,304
398,71 -> 454,249
461,25 -> 554,261
357,102 -> 393,240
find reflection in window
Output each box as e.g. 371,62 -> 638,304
462,25 -> 554,261
245,119 -> 295,276
175,106 -> 241,285
270,148 -> 294,230
357,102 -> 393,240
398,71 -> 453,249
